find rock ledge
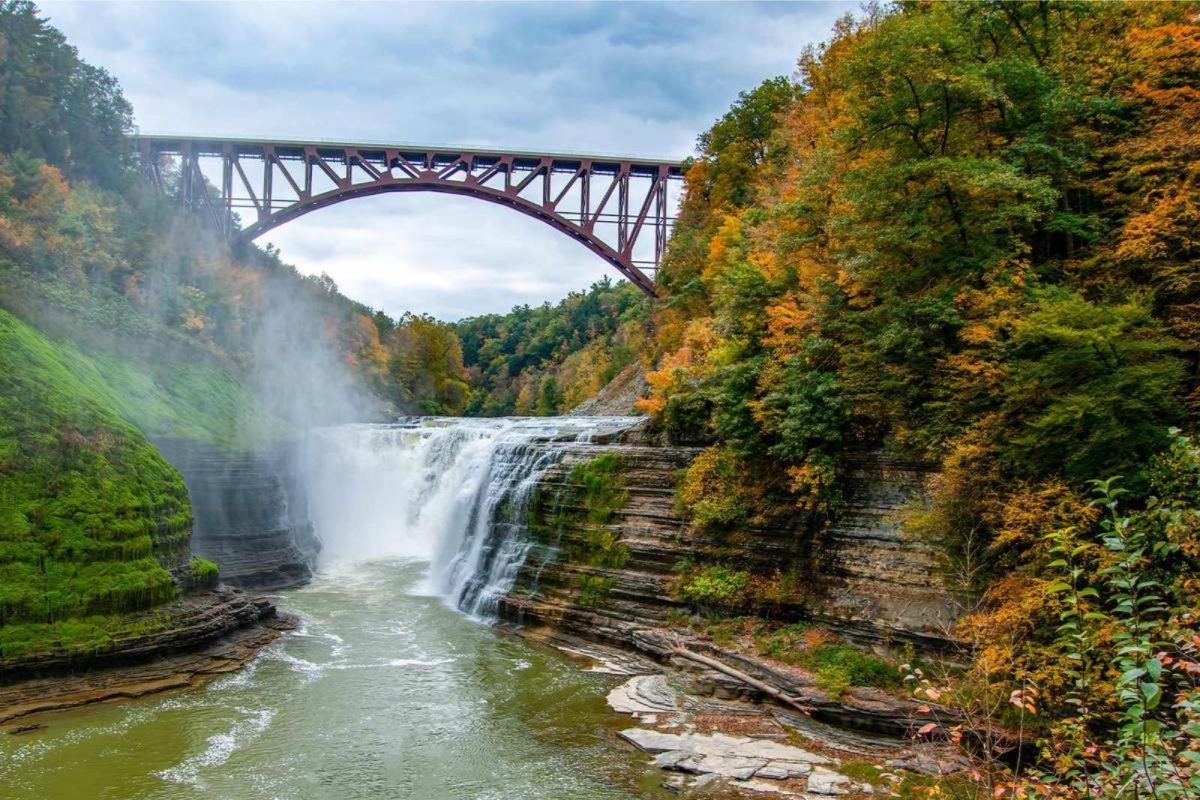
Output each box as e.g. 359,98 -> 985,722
0,587 -> 293,724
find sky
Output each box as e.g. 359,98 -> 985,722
41,0 -> 851,320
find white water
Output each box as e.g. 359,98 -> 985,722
299,416 -> 640,618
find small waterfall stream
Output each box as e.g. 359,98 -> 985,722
299,417 -> 640,618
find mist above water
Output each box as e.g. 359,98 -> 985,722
299,416 -> 641,617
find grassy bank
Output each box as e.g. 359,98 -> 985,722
0,309 -> 196,658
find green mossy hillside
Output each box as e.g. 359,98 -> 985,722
78,350 -> 285,449
0,309 -> 195,658
1,261 -> 290,450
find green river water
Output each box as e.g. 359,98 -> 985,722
0,560 -> 663,800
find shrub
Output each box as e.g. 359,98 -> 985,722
747,569 -> 805,610
1001,292 -> 1184,489
574,574 -> 618,608
677,446 -> 756,530
575,530 -> 630,569
665,607 -> 696,628
569,452 -> 628,524
662,391 -> 713,445
187,557 -> 219,588
756,622 -> 816,661
802,644 -> 898,693
925,434 -> 1200,797
676,565 -> 751,611
752,624 -> 899,696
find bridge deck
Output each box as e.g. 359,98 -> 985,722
135,134 -> 686,177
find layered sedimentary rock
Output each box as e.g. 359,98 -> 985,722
0,588 -> 293,722
155,439 -> 319,591
0,587 -> 278,679
498,431 -> 964,735
800,453 -> 961,650
500,433 -> 962,658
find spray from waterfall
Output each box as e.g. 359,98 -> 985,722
300,417 -> 640,618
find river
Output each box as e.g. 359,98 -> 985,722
0,418 -> 665,800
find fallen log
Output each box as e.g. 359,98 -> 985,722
671,646 -> 815,714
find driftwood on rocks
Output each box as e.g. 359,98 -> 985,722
671,646 -> 815,715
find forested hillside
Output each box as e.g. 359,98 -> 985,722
456,277 -> 650,415
0,0 -> 470,659
641,3 -> 1199,794
0,1 -> 472,424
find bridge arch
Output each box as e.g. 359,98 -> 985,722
134,136 -> 684,295
239,179 -> 653,292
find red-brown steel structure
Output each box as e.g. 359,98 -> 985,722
134,135 -> 685,294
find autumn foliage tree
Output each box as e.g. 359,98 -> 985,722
641,2 -> 1200,792
456,277 -> 650,416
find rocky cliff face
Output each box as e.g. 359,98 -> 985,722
569,362 -> 649,416
154,439 -> 319,591
499,433 -> 962,658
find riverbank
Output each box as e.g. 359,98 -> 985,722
0,588 -> 294,726
527,628 -> 970,798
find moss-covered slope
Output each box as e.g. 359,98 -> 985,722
1,261 -> 290,450
0,309 -> 195,658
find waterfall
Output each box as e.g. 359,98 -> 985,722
299,417 -> 639,618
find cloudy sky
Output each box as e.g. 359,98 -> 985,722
42,1 -> 850,320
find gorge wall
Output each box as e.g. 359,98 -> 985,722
155,439 -> 319,592
499,429 -> 963,658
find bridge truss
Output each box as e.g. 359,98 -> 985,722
134,135 -> 685,293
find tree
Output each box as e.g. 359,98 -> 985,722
0,1 -> 133,189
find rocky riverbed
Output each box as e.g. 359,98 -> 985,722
580,646 -> 969,798
495,423 -> 968,748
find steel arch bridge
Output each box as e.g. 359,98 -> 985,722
133,135 -> 685,294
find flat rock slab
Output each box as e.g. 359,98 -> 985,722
607,675 -> 681,716
620,727 -> 690,752
555,641 -> 659,676
621,726 -> 859,795
755,761 -> 813,779
806,766 -> 853,795
735,740 -> 829,763
619,727 -> 830,764
654,750 -> 693,769
738,779 -> 813,796
678,754 -> 769,780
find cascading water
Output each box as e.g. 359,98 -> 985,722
299,416 -> 640,618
